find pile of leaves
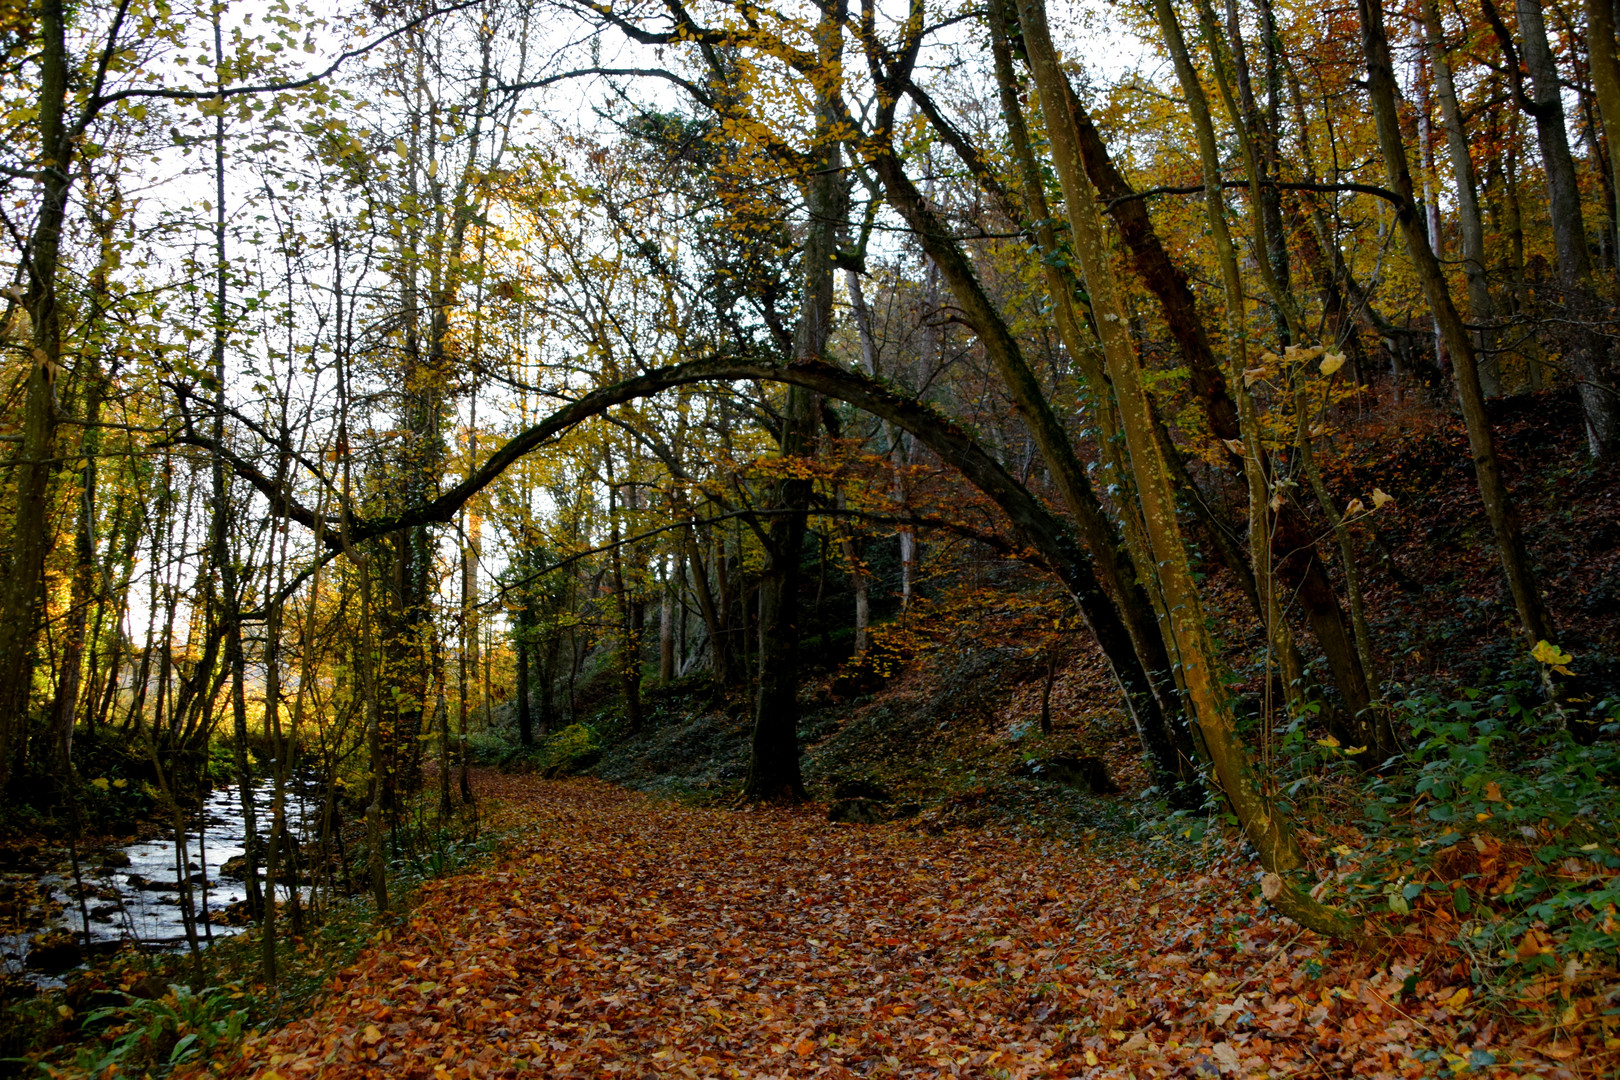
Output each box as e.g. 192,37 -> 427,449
189,775 -> 1612,1079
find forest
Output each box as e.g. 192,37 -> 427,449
1,0 -> 1618,1072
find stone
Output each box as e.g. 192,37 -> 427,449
831,777 -> 891,802
827,798 -> 887,825
25,932 -> 82,974
1011,753 -> 1118,795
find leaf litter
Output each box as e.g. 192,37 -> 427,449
214,775 -> 1612,1078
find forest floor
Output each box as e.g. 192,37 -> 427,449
213,773 -> 1604,1080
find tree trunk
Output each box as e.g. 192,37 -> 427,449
1295,391 -> 1386,747
1211,0 -> 1297,339
261,511 -> 289,983
1513,0 -> 1619,456
845,267 -> 917,615
459,472 -> 480,803
1039,650 -> 1056,736
515,635 -> 532,746
743,0 -> 844,802
986,0 -> 1167,644
1420,0 -> 1499,395
1192,0 -> 1304,339
834,491 -> 871,656
1358,0 -> 1554,645
457,524 -> 473,796
210,16 -> 263,917
1156,0 -> 1345,727
1043,32 -> 1369,724
350,559 -> 390,915
434,662 -> 452,817
539,635 -> 559,736
1023,0 -> 1359,938
0,0 -> 68,790
683,524 -> 729,684
48,360 -> 103,782
1589,0 -> 1620,251
659,557 -> 676,682
607,478 -> 643,730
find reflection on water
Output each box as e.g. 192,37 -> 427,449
1,779 -> 315,985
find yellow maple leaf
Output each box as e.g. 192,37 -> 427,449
1531,640 -> 1573,673
1319,352 -> 1346,375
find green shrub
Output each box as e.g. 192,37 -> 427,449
72,983 -> 249,1076
464,730 -> 511,765
1340,688 -> 1620,980
538,723 -> 602,777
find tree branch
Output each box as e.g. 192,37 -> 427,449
1108,178 -> 1410,210
88,0 -> 486,110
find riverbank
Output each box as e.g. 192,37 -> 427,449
0,779 -> 325,987
0,774 -> 492,1077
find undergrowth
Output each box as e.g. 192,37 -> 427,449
1159,678 -> 1620,1028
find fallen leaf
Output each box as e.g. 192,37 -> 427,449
1541,1041 -> 1581,1060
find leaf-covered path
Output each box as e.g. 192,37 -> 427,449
231,776 -> 1560,1079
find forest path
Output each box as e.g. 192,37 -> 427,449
232,775 -> 1513,1079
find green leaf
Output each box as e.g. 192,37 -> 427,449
169,1034 -> 199,1064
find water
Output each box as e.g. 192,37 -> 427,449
0,779 -> 318,985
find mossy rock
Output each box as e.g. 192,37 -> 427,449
827,798 -> 887,825
1011,754 -> 1118,795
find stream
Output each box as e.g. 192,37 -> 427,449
0,779 -> 318,987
